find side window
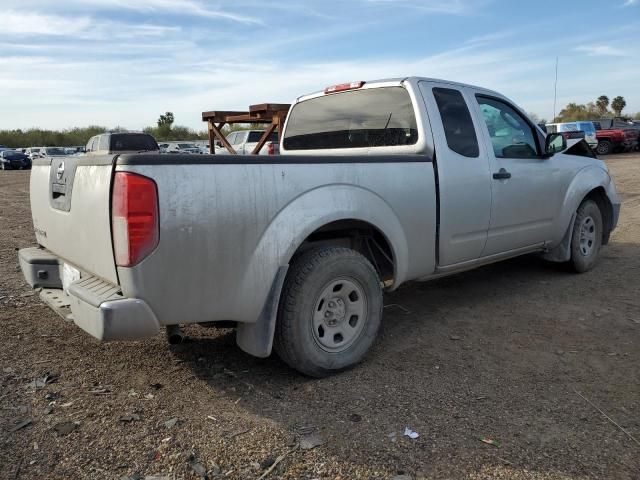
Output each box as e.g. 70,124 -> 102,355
476,96 -> 539,159
433,87 -> 479,158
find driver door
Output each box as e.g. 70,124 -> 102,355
471,94 -> 561,256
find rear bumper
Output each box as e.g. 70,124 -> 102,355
18,247 -> 160,340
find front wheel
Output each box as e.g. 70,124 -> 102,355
569,199 -> 603,273
596,140 -> 612,156
274,246 -> 383,377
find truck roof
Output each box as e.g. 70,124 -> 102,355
296,76 -> 504,103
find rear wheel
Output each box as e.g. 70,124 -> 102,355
274,246 -> 383,377
596,140 -> 612,155
569,200 -> 603,273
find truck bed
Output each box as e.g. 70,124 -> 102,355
24,153 -> 437,344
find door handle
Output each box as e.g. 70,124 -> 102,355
493,168 -> 511,180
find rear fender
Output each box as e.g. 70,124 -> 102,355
235,184 -> 409,357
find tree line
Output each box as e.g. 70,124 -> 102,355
554,95 -> 640,123
2,102 -> 639,149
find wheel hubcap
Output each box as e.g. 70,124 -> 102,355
312,277 -> 367,353
579,215 -> 596,256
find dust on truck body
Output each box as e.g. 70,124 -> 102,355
19,77 -> 620,377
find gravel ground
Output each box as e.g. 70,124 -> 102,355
1,154 -> 639,480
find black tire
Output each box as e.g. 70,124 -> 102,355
274,246 -> 383,378
569,200 -> 603,273
596,140 -> 612,156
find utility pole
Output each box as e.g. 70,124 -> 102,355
553,56 -> 559,121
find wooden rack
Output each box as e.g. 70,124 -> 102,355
201,103 -> 290,154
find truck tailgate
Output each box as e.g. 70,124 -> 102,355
30,156 -> 118,284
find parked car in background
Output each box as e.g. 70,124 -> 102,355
0,150 -> 31,170
25,147 -> 43,160
545,122 -> 597,150
164,142 -> 201,154
85,132 -> 159,155
215,129 -> 279,155
40,147 -> 69,157
588,119 -> 638,155
19,76 -> 619,377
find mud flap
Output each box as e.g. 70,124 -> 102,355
541,213 -> 576,263
235,266 -> 288,358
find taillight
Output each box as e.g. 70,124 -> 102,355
267,142 -> 275,155
324,81 -> 365,94
112,172 -> 159,267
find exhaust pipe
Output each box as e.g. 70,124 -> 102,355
166,324 -> 185,345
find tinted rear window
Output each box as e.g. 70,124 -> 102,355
283,87 -> 418,150
110,134 -> 158,152
433,87 -> 479,158
247,131 -> 278,143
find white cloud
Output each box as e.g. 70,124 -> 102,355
2,11 -> 92,36
3,0 -> 262,24
623,0 -> 638,6
574,45 -> 627,57
365,0 -> 490,15
0,10 -> 180,40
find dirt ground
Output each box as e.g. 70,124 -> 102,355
1,153 -> 639,480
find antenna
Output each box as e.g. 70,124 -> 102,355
553,56 -> 559,121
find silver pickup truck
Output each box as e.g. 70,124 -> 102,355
19,77 -> 620,377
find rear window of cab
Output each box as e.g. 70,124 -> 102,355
283,87 -> 418,150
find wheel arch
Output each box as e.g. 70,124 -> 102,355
544,169 -> 615,263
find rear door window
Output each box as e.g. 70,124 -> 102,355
109,134 -> 159,152
432,87 -> 479,158
283,86 -> 418,150
247,131 -> 278,143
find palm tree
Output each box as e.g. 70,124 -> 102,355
595,95 -> 609,115
611,96 -> 627,117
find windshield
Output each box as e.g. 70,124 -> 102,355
178,143 -> 196,148
110,134 -> 159,152
44,147 -> 67,156
283,86 -> 418,150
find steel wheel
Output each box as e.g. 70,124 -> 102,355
274,246 -> 383,377
311,277 -> 367,353
578,215 -> 596,256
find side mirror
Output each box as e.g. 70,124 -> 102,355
544,133 -> 566,157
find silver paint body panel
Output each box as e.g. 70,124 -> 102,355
24,77 -> 620,352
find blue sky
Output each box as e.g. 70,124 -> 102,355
1,0 -> 639,130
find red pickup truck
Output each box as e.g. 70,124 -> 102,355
592,119 -> 638,155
